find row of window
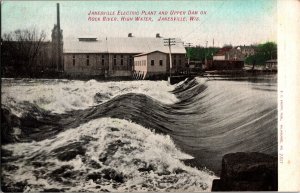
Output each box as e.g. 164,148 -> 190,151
135,60 -> 147,66
71,54 -> 182,60
114,55 -> 131,59
72,55 -> 105,59
151,60 -> 163,66
134,60 -> 164,66
72,55 -> 105,66
71,55 -> 182,67
113,58 -> 132,66
71,55 -> 132,66
134,59 -> 183,67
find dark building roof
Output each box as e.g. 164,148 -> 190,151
214,47 -> 232,56
134,50 -> 168,57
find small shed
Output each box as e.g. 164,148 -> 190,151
133,50 -> 168,79
265,59 -> 277,70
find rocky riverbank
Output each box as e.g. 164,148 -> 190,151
212,152 -> 277,191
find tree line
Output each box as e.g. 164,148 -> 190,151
245,42 -> 277,66
1,28 -> 47,76
185,42 -> 277,66
186,47 -> 219,62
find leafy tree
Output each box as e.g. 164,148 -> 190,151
186,47 -> 219,61
245,42 -> 277,67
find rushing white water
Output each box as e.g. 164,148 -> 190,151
1,79 -> 178,116
1,77 -> 277,192
2,118 -> 216,192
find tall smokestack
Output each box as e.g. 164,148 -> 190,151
57,3 -> 62,71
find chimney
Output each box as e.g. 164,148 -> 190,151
128,33 -> 133,37
57,3 -> 62,72
156,33 -> 161,38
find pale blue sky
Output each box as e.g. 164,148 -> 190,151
2,0 -> 277,46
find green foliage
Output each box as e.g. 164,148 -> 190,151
245,42 -> 277,65
186,47 -> 218,61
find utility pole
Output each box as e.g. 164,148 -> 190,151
198,44 -> 202,69
164,38 -> 175,81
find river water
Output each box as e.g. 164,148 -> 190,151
1,77 -> 277,192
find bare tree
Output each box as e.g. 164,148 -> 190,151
2,27 -> 46,75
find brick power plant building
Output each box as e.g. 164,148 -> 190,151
63,34 -> 187,79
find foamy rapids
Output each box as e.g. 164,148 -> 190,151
1,79 -> 179,116
1,78 -> 216,192
2,118 -> 215,192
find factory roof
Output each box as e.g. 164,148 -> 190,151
63,37 -> 186,54
134,50 -> 168,57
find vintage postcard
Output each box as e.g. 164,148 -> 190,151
1,0 -> 299,192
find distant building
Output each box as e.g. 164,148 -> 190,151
63,34 -> 186,78
212,47 -> 232,61
265,59 -> 277,71
187,60 -> 204,74
63,37 -> 109,77
225,48 -> 245,61
209,60 -> 244,70
209,46 -> 245,70
236,45 -> 256,57
133,51 -> 167,79
2,31 -> 187,78
133,50 -> 186,79
213,47 -> 246,61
